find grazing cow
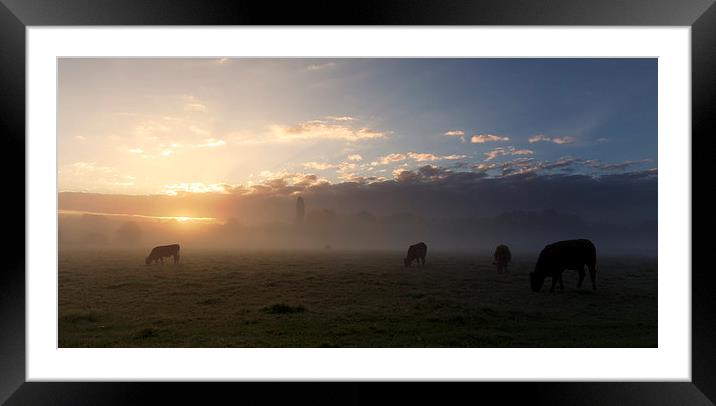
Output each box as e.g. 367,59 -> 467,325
145,244 -> 181,265
493,244 -> 512,273
530,239 -> 597,293
404,242 -> 427,267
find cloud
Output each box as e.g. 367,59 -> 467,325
445,130 -> 466,142
552,136 -> 576,145
529,134 -> 576,144
163,182 -> 235,195
442,154 -> 468,160
472,162 -> 499,172
483,147 -> 534,161
129,114 -> 386,148
373,152 -> 470,166
498,156 -> 577,176
407,152 -> 469,162
408,152 -> 440,162
326,116 -> 356,122
269,119 -> 388,142
338,173 -> 386,184
303,162 -> 339,170
473,156 -> 653,178
584,158 -> 652,171
529,135 -> 551,143
496,157 -> 534,169
600,167 -> 657,181
376,153 -> 407,165
542,156 -> 578,170
347,154 -> 363,162
471,134 -> 510,144
247,171 -> 330,195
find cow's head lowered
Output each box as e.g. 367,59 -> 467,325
530,254 -> 550,292
145,256 -> 152,265
404,257 -> 411,267
530,272 -> 544,292
529,271 -> 545,292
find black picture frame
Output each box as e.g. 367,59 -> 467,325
1,0 -> 711,404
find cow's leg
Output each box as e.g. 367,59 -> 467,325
160,257 -> 164,265
550,277 -> 557,293
588,263 -> 597,290
577,267 -> 586,288
421,256 -> 425,265
559,274 -> 564,291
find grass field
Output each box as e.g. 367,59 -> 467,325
58,249 -> 657,347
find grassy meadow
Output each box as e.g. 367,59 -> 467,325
58,249 -> 657,347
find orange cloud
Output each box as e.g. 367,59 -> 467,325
471,134 -> 510,144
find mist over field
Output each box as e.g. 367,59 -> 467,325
58,169 -> 657,256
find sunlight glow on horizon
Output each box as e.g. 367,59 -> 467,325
59,210 -> 219,224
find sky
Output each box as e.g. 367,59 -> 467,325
58,58 -> 657,198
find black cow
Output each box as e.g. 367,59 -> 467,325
530,239 -> 597,293
404,242 -> 427,267
493,244 -> 512,273
145,244 -> 181,265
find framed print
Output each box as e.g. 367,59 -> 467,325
2,0 -> 712,404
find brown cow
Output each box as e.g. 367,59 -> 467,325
145,244 -> 181,265
493,244 -> 512,273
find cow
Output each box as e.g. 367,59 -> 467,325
493,244 -> 512,273
530,239 -> 597,293
404,242 -> 427,267
145,244 -> 181,265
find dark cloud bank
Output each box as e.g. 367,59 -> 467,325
59,168 -> 657,256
